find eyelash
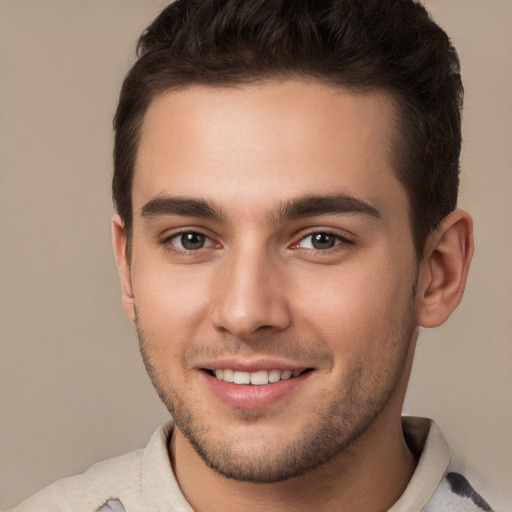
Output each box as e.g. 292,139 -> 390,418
160,229 -> 353,255
292,230 -> 354,252
161,230 -> 217,255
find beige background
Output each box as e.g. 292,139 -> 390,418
0,0 -> 510,509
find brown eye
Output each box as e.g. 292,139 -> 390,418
171,232 -> 212,250
311,233 -> 337,250
298,232 -> 341,250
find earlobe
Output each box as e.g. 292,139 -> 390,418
416,210 -> 474,328
112,215 -> 136,321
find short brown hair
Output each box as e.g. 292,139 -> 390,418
113,0 -> 463,258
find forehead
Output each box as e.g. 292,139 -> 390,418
132,80 -> 406,221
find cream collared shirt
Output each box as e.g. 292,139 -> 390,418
10,417 -> 497,512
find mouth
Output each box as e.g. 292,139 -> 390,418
204,368 -> 312,385
200,360 -> 316,409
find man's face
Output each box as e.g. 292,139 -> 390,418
119,80 -> 420,482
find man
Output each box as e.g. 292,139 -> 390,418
10,1 -> 498,511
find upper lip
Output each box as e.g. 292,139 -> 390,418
199,357 -> 312,373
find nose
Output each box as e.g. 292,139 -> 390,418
210,247 -> 291,339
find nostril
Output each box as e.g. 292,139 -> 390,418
255,324 -> 277,332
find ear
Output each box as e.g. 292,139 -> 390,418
112,214 -> 136,321
416,209 -> 474,328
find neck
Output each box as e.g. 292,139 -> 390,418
170,410 -> 416,512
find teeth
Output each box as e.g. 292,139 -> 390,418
250,370 -> 268,385
222,369 -> 234,383
211,369 -> 303,385
233,371 -> 250,384
280,370 -> 292,380
268,369 -> 281,383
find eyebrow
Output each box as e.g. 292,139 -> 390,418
140,192 -> 381,224
141,196 -> 226,221
273,193 -> 381,222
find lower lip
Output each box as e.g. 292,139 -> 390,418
202,371 -> 312,410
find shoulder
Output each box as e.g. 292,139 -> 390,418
392,417 -> 502,512
424,459 -> 499,512
10,448 -> 144,512
9,422 -> 181,512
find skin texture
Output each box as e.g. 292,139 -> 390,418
113,80 -> 473,512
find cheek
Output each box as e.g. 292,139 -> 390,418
131,262 -> 213,350
291,253 -> 415,354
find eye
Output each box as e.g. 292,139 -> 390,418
168,231 -> 215,251
297,231 -> 345,250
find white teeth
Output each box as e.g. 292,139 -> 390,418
223,369 -> 235,383
233,371 -> 250,384
268,369 -> 281,383
212,369 -> 303,385
280,370 -> 292,380
250,370 -> 268,385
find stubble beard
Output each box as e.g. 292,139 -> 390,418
136,294 -> 417,484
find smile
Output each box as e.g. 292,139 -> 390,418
208,368 -> 307,385
202,366 -> 314,409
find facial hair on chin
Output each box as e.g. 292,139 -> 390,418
135,288 -> 418,484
